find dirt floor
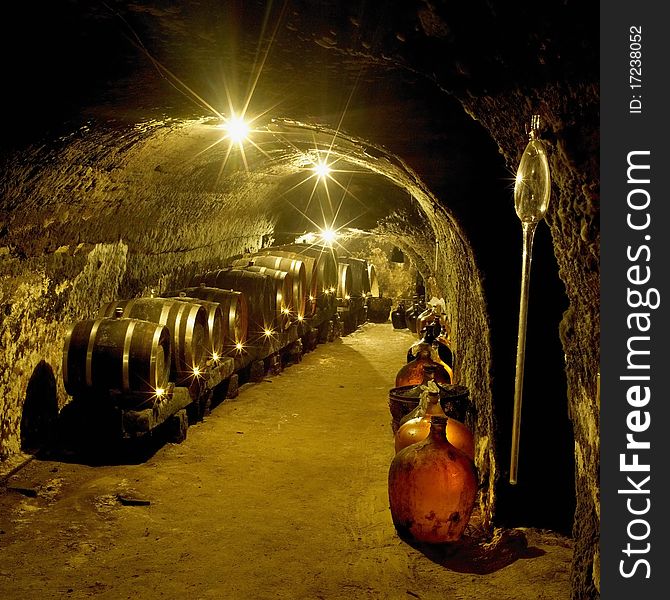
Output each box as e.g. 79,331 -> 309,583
0,322 -> 572,599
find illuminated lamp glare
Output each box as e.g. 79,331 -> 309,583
235,342 -> 244,351
320,229 -> 337,244
155,387 -> 165,397
192,366 -> 201,377
313,161 -> 331,179
264,329 -> 273,337
212,352 -> 220,362
224,116 -> 250,143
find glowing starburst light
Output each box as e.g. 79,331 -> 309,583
320,228 -> 337,245
211,352 -> 220,362
192,366 -> 201,377
313,160 -> 332,179
155,387 -> 166,398
222,116 -> 250,143
235,342 -> 244,351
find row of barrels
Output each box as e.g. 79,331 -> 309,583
62,287 -> 248,400
62,244 -> 378,404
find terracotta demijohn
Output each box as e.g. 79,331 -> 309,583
395,381 -> 475,460
391,301 -> 407,329
397,324 -> 452,387
396,364 -> 440,426
388,401 -> 478,543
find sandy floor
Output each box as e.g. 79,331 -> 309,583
0,323 -> 571,599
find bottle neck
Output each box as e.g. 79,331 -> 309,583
429,416 -> 448,441
425,393 -> 446,417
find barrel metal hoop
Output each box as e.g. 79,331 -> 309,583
85,319 -> 103,387
172,301 -> 185,363
158,299 -> 172,327
227,297 -> 237,340
150,324 -> 165,389
122,319 -> 137,392
185,304 -> 199,360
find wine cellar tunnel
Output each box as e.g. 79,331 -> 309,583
1,2 -> 599,599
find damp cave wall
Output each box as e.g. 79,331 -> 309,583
0,121 -> 275,457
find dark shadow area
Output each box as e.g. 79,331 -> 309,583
20,360 -> 59,454
40,398 -> 169,467
396,525 -> 545,575
493,223 -> 574,535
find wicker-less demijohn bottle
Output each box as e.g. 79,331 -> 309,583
397,324 -> 452,387
388,413 -> 478,544
394,381 -> 475,460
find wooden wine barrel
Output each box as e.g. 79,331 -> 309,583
160,294 -> 225,360
367,263 -> 380,297
167,286 -> 249,351
62,316 -> 171,398
191,269 -> 277,335
254,248 -> 329,316
338,257 -> 371,298
240,265 -> 293,330
337,262 -> 353,300
231,255 -> 307,318
99,298 -> 208,384
275,244 -> 339,311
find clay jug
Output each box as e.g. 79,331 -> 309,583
396,343 -> 451,388
407,322 -> 438,361
395,383 -> 475,460
415,307 -> 438,337
435,321 -> 454,369
398,376 -> 469,427
404,297 -> 421,334
391,301 -> 407,329
397,364 -> 439,426
388,415 -> 478,543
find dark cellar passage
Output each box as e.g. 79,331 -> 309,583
0,323 -> 572,600
1,2 -> 599,599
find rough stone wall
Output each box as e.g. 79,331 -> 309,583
459,83 -> 600,598
0,121 -> 273,459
